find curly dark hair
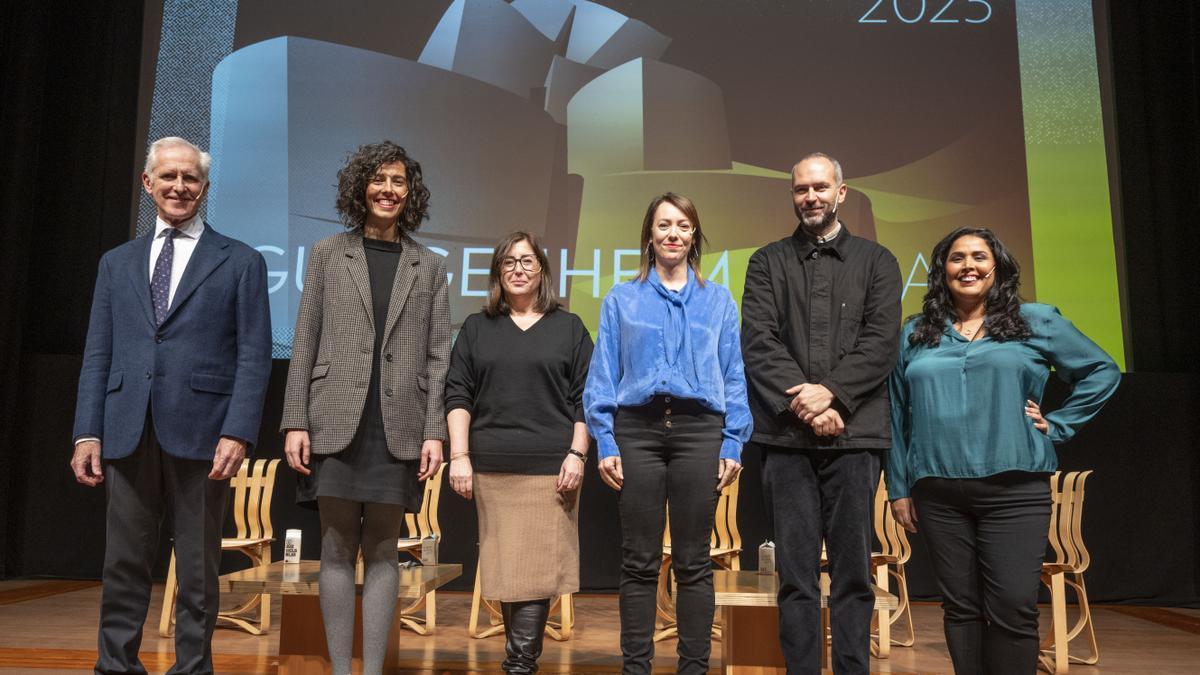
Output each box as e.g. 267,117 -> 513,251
909,227 -> 1032,347
335,140 -> 431,234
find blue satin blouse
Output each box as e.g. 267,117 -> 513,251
583,266 -> 752,461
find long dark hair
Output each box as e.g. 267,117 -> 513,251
483,231 -> 560,317
635,192 -> 708,287
909,227 -> 1031,346
335,140 -> 431,235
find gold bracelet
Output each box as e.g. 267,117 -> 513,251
450,452 -> 469,460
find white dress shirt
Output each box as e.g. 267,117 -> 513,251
150,215 -> 205,307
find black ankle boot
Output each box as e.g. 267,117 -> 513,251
501,599 -> 551,674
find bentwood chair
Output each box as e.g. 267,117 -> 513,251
870,474 -> 916,658
159,458 -> 281,637
1039,470 -> 1099,674
394,463 -> 446,635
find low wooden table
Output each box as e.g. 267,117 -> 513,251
714,570 -> 898,674
220,560 -> 461,674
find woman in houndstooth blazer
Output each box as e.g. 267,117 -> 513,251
280,141 -> 450,675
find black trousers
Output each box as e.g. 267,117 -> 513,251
760,444 -> 881,675
95,418 -> 229,675
912,472 -> 1052,675
614,396 -> 722,675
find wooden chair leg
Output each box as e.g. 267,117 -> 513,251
1076,576 -> 1099,665
872,562 -> 891,659
468,566 -> 505,639
892,564 -> 915,648
468,566 -> 485,638
1040,572 -> 1069,674
559,593 -> 573,639
1065,575 -> 1098,665
820,571 -> 832,670
255,545 -> 271,634
653,557 -> 678,641
158,550 -> 178,637
545,593 -> 574,642
1055,572 -> 1069,673
820,606 -> 831,670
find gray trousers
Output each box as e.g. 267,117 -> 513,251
95,419 -> 229,675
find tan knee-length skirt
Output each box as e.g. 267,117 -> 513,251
474,472 -> 581,601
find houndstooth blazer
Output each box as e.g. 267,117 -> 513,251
280,231 -> 451,459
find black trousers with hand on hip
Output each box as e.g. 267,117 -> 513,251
613,396 -> 722,675
95,416 -> 229,675
912,472 -> 1052,675
760,444 -> 882,675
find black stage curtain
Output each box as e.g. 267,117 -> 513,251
1108,1 -> 1200,372
0,0 -> 146,579
1,0 -> 1198,605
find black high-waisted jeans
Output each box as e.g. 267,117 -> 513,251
613,395 -> 722,675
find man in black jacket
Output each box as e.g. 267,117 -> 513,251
741,153 -> 901,674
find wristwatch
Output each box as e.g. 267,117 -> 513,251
567,448 -> 587,463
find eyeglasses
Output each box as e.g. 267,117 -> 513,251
501,255 -> 541,273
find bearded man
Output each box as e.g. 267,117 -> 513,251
740,153 -> 902,674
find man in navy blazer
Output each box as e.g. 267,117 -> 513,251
70,136 -> 271,675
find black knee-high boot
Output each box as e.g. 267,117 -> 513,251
501,599 -> 551,674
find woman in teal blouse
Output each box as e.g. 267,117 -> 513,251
887,227 -> 1119,675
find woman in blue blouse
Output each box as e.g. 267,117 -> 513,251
887,227 -> 1119,674
584,193 -> 751,675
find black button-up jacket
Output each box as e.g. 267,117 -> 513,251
741,223 -> 902,450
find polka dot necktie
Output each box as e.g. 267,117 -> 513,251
151,228 -> 178,325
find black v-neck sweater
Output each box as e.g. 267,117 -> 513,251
444,309 -> 593,474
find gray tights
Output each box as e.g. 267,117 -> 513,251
317,496 -> 404,675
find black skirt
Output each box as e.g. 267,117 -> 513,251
295,433 -> 422,512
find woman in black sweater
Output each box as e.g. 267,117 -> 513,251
444,231 -> 593,674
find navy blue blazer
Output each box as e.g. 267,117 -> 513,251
72,224 -> 273,460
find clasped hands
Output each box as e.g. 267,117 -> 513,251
786,382 -> 843,437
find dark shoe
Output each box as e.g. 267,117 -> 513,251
501,599 -> 551,674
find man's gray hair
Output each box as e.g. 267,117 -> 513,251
144,136 -> 212,181
792,152 -> 844,184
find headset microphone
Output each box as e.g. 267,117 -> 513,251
983,269 -> 994,279
830,185 -> 844,219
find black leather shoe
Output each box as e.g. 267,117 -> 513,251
501,599 -> 551,674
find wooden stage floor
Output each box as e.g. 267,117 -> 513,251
2,579 -> 1199,673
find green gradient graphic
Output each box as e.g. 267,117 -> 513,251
558,2 -> 1124,370
1016,0 -> 1125,368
